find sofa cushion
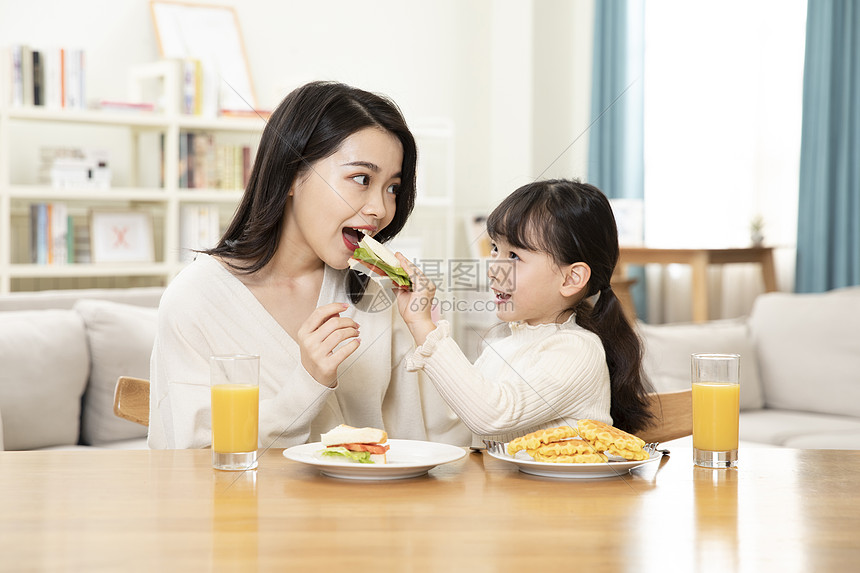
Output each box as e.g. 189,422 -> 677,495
782,432 -> 860,450
749,289 -> 860,418
0,310 -> 89,449
638,318 -> 764,410
739,408 -> 860,448
74,300 -> 157,445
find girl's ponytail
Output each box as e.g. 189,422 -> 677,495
575,287 -> 654,434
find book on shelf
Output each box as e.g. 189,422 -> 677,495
32,50 -> 43,106
170,131 -> 252,190
29,202 -> 74,265
219,108 -> 272,120
182,58 -> 203,115
97,100 -> 156,113
38,146 -> 111,189
180,204 -> 220,262
5,44 -> 85,109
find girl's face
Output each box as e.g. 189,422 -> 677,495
286,127 -> 404,269
487,237 -> 573,325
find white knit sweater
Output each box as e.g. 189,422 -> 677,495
406,317 -> 612,443
148,254 -> 469,449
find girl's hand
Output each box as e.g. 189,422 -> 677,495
296,302 -> 360,387
393,252 -> 437,346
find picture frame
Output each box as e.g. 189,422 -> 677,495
150,1 -> 257,113
90,210 -> 155,264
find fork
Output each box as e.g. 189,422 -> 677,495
481,440 -> 670,457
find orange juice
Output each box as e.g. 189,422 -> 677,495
692,382 -> 740,451
211,384 -> 259,453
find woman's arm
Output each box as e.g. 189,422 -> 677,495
148,285 -> 337,449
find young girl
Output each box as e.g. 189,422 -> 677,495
394,179 -> 654,442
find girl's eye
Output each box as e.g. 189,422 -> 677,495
490,243 -> 498,254
509,252 -> 520,260
352,174 -> 370,186
386,183 -> 400,195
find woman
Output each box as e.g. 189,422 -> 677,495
148,81 -> 468,449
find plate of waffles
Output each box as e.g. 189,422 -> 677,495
485,446 -> 661,479
485,422 -> 661,479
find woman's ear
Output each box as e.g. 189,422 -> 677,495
560,262 -> 591,297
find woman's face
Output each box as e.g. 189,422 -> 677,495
286,127 -> 404,269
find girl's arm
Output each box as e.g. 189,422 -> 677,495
406,324 -> 611,436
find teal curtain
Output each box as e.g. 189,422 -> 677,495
796,0 -> 860,292
589,0 -> 646,318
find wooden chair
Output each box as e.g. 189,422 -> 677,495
112,376 -> 691,442
113,376 -> 150,427
637,389 -> 693,444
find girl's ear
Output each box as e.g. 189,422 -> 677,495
560,262 -> 591,297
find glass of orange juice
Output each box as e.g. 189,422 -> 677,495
692,353 -> 740,469
210,354 -> 260,471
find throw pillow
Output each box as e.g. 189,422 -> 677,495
74,299 -> 157,445
637,318 -> 765,411
0,310 -> 89,449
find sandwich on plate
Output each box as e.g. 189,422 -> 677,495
348,234 -> 411,289
320,424 -> 390,464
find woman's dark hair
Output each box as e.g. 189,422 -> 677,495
485,179 -> 654,433
206,81 -> 417,302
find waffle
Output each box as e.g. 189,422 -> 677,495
526,438 -> 594,457
577,419 -> 647,461
530,451 -> 608,464
606,445 -> 650,461
506,426 -> 579,455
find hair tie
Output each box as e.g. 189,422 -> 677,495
601,284 -> 613,295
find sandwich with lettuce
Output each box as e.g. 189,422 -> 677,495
320,424 -> 390,464
348,234 -> 412,289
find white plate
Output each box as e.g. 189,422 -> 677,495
486,446 -> 661,479
282,439 -> 467,480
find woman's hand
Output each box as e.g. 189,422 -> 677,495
296,302 -> 360,387
393,253 -> 438,346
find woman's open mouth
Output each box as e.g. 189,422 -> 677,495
342,227 -> 367,251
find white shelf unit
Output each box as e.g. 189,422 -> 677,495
402,118 -> 456,261
0,105 -> 457,295
0,105 -> 263,293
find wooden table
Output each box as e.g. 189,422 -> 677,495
2,447 -> 859,571
618,246 -> 778,322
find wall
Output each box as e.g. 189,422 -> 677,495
0,0 -> 594,259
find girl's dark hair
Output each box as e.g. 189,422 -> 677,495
206,81 -> 417,303
485,179 -> 654,433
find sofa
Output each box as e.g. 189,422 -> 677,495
638,286 -> 860,449
0,287 -> 163,451
2,285 -> 859,451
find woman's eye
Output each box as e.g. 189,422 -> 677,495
386,183 -> 400,195
352,174 -> 370,186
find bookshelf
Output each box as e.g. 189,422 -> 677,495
0,81 -> 456,294
0,102 -> 263,293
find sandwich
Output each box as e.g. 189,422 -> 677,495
320,424 -> 390,464
348,234 -> 412,289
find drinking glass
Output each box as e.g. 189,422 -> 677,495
210,354 -> 260,471
692,353 -> 740,468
